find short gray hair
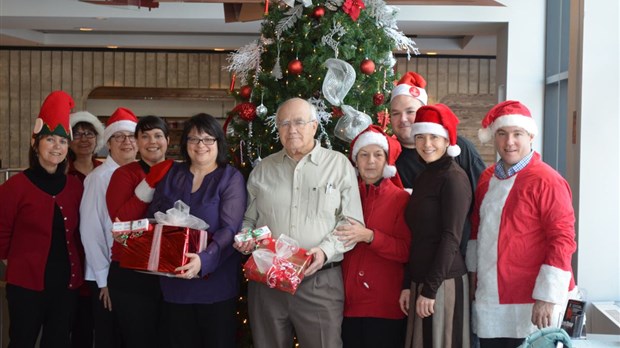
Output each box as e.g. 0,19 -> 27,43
276,98 -> 318,121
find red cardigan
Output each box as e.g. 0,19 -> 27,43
342,178 -> 411,319
0,173 -> 84,291
106,161 -> 150,261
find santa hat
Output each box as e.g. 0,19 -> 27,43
390,71 -> 428,105
478,100 -> 537,143
70,111 -> 106,153
33,90 -> 74,140
103,107 -> 138,144
411,104 -> 461,157
350,125 -> 404,187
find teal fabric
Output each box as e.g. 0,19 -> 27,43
518,327 -> 573,348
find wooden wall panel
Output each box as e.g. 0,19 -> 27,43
0,50 -> 497,175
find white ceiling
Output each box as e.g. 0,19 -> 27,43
0,0 -> 506,56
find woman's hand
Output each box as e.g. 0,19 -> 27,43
99,287 -> 112,311
175,253 -> 201,280
415,294 -> 435,318
334,218 -> 373,247
399,289 -> 411,316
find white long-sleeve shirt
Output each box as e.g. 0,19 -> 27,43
80,156 -> 120,288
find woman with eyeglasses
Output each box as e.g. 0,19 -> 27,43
147,113 -> 247,348
104,115 -> 173,348
67,111 -> 105,348
0,91 -> 84,347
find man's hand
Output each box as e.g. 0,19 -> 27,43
334,217 -> 373,247
304,247 -> 326,276
399,289 -> 411,316
99,287 -> 112,311
415,294 -> 435,318
233,228 -> 257,255
532,300 -> 556,329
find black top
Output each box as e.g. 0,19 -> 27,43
396,134 -> 486,256
404,155 -> 471,299
24,165 -> 70,289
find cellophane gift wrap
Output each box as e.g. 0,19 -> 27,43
243,234 -> 313,295
119,200 -> 209,276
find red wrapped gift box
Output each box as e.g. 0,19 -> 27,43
243,235 -> 313,295
120,224 -> 208,275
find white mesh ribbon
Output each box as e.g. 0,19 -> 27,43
322,58 -> 372,143
153,200 -> 209,231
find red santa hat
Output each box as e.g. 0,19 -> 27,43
103,107 -> 138,143
33,90 -> 74,140
390,71 -> 428,105
350,125 -> 404,188
411,104 -> 461,157
478,100 -> 537,143
70,111 -> 106,153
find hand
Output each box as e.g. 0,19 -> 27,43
532,300 -> 556,329
415,294 -> 435,318
145,159 -> 174,187
175,253 -> 201,280
99,287 -> 112,311
304,247 -> 326,276
399,289 -> 411,316
233,228 -> 257,255
334,217 -> 373,247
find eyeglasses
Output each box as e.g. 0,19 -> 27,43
73,131 -> 96,140
277,119 -> 316,129
187,137 -> 217,146
111,133 -> 136,143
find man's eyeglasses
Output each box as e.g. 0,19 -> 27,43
111,133 -> 136,143
277,119 -> 316,129
187,137 -> 217,146
73,131 -> 96,140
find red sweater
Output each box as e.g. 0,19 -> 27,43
106,161 -> 150,261
0,173 -> 84,291
342,178 -> 411,319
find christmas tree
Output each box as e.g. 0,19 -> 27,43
224,0 -> 416,172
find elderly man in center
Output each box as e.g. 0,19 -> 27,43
234,97 -> 364,348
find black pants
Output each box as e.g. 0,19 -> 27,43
342,316 -> 406,348
89,280 -> 121,348
71,292 -> 94,348
479,337 -> 524,348
108,262 -> 162,348
161,297 -> 237,348
6,283 -> 77,348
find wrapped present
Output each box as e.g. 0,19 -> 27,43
112,218 -> 150,246
243,234 -> 313,295
119,224 -> 209,275
234,226 -> 272,244
119,200 -> 209,276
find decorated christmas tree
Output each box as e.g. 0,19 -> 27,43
224,0 -> 417,172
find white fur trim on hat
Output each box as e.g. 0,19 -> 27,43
478,114 -> 538,144
351,131 -> 389,162
447,144 -> 461,157
411,122 -> 449,139
103,120 -> 137,144
70,111 -> 105,153
390,84 -> 428,105
383,165 -> 397,178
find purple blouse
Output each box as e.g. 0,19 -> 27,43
147,162 -> 247,304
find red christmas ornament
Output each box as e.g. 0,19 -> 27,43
360,59 -> 375,75
239,85 -> 252,100
373,92 -> 384,106
377,110 -> 390,129
342,0 -> 365,21
231,102 -> 257,122
331,106 -> 344,118
288,59 -> 303,75
311,6 -> 325,19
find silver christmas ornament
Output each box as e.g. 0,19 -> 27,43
256,104 -> 268,117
